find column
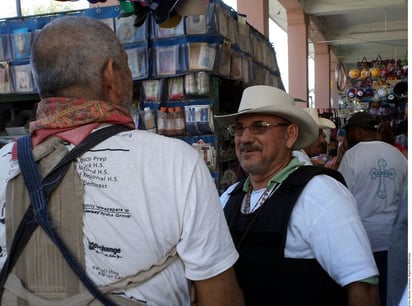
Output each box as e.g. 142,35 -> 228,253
313,42 -> 330,109
237,0 -> 269,37
278,0 -> 308,103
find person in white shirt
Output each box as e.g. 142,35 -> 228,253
215,85 -> 379,306
292,107 -> 336,165
339,111 -> 408,306
0,16 -> 244,306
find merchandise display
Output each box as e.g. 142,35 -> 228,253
133,0 -> 283,189
0,1 -> 283,190
1,2 -> 405,191
339,54 -> 407,129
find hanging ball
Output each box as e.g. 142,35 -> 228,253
348,68 -> 360,79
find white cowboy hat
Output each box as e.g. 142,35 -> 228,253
214,85 -> 318,149
302,108 -> 336,129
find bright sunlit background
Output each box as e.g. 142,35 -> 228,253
0,0 -> 89,18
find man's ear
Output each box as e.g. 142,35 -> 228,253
285,124 -> 299,149
102,58 -> 122,103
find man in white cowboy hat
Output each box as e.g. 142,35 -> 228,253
292,107 -> 336,165
216,85 -> 379,306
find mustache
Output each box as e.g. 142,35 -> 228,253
239,143 -> 262,152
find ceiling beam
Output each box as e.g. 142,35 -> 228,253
268,0 -> 288,30
320,30 -> 408,46
329,21 -> 408,36
301,0 -> 405,16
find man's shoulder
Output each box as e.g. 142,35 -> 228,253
0,142 -> 17,175
354,140 -> 401,152
288,165 -> 346,187
0,141 -> 14,156
348,141 -> 407,164
292,150 -> 312,165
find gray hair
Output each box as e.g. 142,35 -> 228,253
31,15 -> 126,99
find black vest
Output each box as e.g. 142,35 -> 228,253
224,166 -> 348,306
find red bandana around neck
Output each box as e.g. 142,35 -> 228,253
31,97 -> 135,132
11,97 -> 136,159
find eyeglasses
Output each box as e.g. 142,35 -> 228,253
228,121 -> 290,136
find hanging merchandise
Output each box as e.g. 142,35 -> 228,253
360,86 -> 374,98
184,73 -> 198,96
143,106 -> 156,133
168,76 -> 184,100
335,62 -> 347,92
399,52 -> 408,76
0,1 -> 283,190
118,0 -> 179,28
184,105 -> 214,136
346,88 -> 357,98
157,106 -> 168,135
348,68 -> 360,80
192,139 -> 217,172
369,67 -> 380,79
385,59 -> 397,78
369,55 -> 383,79
118,0 -> 208,28
381,58 -> 404,81
342,52 -> 408,123
377,87 -> 388,98
173,106 -> 186,136
197,71 -> 210,95
358,57 -> 370,80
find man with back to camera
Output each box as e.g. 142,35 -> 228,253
338,111 -> 408,306
215,85 -> 379,306
0,16 -> 244,306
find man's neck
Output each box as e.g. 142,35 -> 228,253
248,158 -> 291,190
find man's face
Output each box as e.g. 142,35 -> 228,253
233,114 -> 292,176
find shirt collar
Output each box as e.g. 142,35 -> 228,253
243,157 -> 305,192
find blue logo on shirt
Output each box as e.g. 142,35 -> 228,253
369,159 -> 395,199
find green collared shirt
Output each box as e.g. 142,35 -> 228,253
242,157 -> 304,192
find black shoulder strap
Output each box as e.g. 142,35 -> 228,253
0,125 -> 130,305
223,178 -> 247,227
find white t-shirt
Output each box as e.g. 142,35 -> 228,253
220,174 -> 378,287
338,141 -> 408,252
292,149 -> 312,165
0,129 -> 239,306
